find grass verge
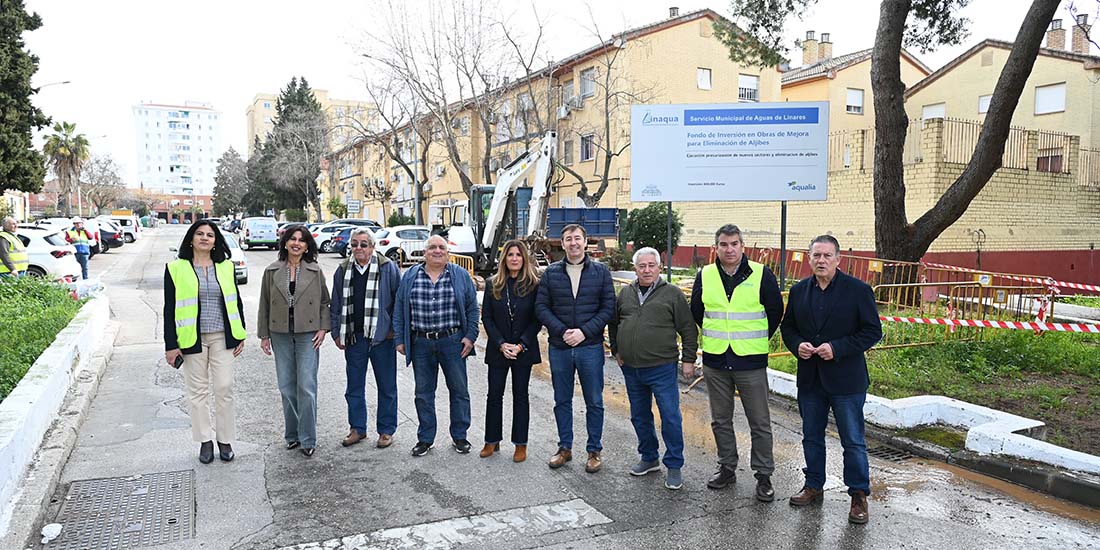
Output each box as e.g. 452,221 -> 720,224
0,277 -> 85,402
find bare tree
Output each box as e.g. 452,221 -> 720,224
80,154 -> 125,214
559,9 -> 659,207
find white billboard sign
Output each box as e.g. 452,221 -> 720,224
630,102 -> 829,202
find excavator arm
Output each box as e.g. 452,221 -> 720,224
480,131 -> 558,252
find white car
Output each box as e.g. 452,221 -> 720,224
225,234 -> 248,284
99,215 -> 141,243
375,225 -> 431,263
313,223 -> 353,253
15,225 -> 82,280
36,217 -> 103,256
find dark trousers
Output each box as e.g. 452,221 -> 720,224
484,361 -> 532,445
75,253 -> 89,280
798,383 -> 871,495
344,337 -> 398,436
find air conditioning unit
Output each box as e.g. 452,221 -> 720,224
489,158 -> 500,171
568,97 -> 583,109
391,173 -> 400,182
486,113 -> 498,124
450,118 -> 462,129
435,164 -> 446,177
557,105 -> 570,120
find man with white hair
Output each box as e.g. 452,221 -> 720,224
0,216 -> 28,279
608,247 -> 698,490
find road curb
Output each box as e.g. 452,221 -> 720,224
0,306 -> 119,549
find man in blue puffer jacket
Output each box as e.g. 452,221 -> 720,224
535,224 -> 616,474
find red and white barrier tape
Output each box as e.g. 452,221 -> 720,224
922,262 -> 1100,293
880,315 -> 1100,333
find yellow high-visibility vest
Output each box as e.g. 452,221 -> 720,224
166,259 -> 246,348
699,261 -> 769,355
0,232 -> 29,274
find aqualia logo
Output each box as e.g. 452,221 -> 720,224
786,180 -> 817,192
642,111 -> 680,126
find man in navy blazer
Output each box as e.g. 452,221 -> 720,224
780,235 -> 882,525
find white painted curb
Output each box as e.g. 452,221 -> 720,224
0,295 -> 110,535
766,368 -> 1100,475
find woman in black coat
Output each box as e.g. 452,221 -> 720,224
479,240 -> 542,462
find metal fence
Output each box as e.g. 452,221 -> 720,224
940,118 -> 1030,169
1078,148 -> 1100,188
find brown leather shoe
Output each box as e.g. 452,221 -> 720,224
479,442 -> 499,458
789,486 -> 824,506
376,434 -> 394,448
548,448 -> 572,469
849,490 -> 869,524
341,430 -> 365,447
585,451 -> 602,473
513,445 -> 527,463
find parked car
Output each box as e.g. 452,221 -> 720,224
101,215 -> 141,243
36,217 -> 103,256
98,219 -> 125,251
328,218 -> 382,231
313,223 -> 354,253
375,225 -> 431,263
224,233 -> 248,284
240,217 -> 279,250
15,225 -> 81,280
332,227 -> 354,258
222,218 -> 241,233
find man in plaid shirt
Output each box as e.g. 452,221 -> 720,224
394,235 -> 480,457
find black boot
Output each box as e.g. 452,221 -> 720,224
217,442 -> 234,462
199,441 -> 214,464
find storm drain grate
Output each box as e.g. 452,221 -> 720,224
867,445 -> 916,462
47,470 -> 195,550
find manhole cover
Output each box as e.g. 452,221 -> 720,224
867,445 -> 915,462
47,470 -> 195,549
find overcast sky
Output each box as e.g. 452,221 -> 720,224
23,0 -> 1081,186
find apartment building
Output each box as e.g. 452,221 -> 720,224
245,90 -> 375,154
132,101 -> 222,196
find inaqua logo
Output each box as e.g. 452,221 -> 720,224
642,111 -> 680,126
786,180 -> 817,192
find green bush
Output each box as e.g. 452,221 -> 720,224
387,211 -> 416,227
326,197 -> 348,219
622,202 -> 682,255
282,208 -> 307,222
0,278 -> 85,402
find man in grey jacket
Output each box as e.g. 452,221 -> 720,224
330,228 -> 401,449
608,247 -> 698,490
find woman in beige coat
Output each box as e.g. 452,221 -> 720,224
258,224 -> 331,457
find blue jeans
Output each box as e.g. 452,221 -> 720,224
270,332 -> 320,448
548,343 -> 605,453
344,336 -> 398,436
798,383 -> 871,495
410,333 -> 470,443
75,253 -> 89,280
621,363 -> 684,469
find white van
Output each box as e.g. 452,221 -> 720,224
240,217 -> 279,250
103,215 -> 140,242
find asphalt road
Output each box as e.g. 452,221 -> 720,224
40,226 -> 1100,549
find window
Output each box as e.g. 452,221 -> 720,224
263,102 -> 271,109
1037,147 -> 1065,173
580,134 -> 595,161
1034,82 -> 1066,115
737,74 -> 759,102
562,80 -> 575,104
518,93 -> 533,111
580,68 -> 596,98
978,94 -> 992,114
922,102 -> 946,120
458,116 -> 470,136
846,88 -> 864,114
697,68 -> 712,90
563,140 -> 574,165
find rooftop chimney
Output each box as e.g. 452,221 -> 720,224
1046,19 -> 1066,50
819,32 -> 833,61
669,6 -> 679,18
1072,14 -> 1091,54
802,31 -> 819,66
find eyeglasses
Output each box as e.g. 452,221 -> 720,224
350,242 -> 373,248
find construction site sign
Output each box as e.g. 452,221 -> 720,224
630,102 -> 829,202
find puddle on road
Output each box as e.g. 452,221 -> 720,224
935,462 -> 1100,524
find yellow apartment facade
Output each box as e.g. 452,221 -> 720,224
780,31 -> 930,133
245,89 -> 375,154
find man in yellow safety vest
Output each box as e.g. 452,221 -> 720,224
690,223 -> 783,501
0,217 -> 29,279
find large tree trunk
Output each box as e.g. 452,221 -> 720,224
873,0 -> 1061,263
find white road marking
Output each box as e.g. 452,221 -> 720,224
279,498 -> 612,550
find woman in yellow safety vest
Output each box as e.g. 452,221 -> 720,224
164,220 -> 248,465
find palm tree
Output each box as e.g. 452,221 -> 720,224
43,122 -> 91,216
